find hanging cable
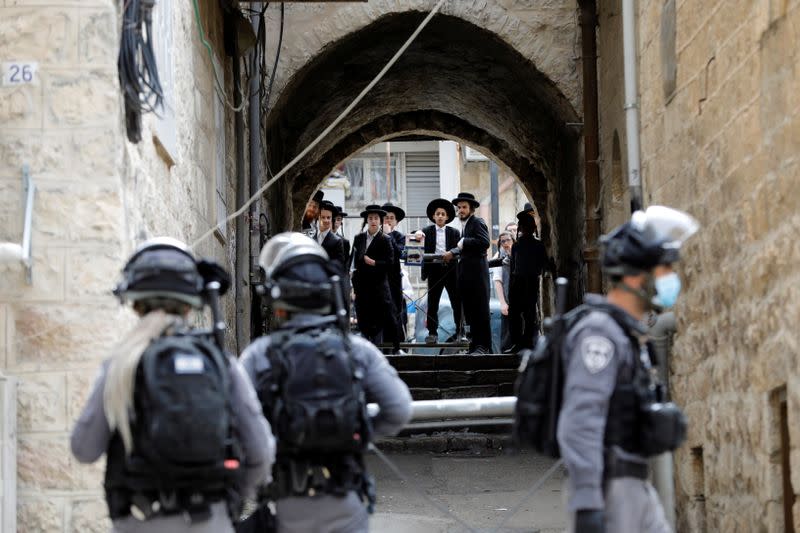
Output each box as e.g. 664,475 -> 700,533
191,0 -> 448,250
118,0 -> 163,142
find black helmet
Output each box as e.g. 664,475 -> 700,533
601,206 -> 698,276
258,232 -> 335,314
114,237 -> 204,308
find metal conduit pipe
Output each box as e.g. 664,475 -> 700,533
622,0 -> 644,211
233,41 -> 248,353
649,311 -> 678,529
367,396 -> 517,422
248,3 -> 263,341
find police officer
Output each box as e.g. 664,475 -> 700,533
240,233 -> 413,533
557,206 -> 698,533
70,238 -> 275,533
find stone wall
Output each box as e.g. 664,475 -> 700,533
0,1 -> 238,530
596,0 -> 800,530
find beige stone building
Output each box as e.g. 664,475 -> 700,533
1,0 -> 798,531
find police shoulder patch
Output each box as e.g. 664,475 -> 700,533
580,336 -> 615,374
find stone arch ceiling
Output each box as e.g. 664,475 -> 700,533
263,8 -> 586,284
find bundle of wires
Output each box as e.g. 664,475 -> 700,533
118,0 -> 164,142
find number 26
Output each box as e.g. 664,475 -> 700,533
9,65 -> 33,83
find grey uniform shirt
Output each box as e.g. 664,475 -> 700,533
556,295 -> 648,512
70,355 -> 276,501
240,320 -> 413,439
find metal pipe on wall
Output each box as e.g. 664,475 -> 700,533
578,0 -> 603,293
489,160 -> 499,255
249,3 -> 263,340
622,0 -> 644,211
233,41 -> 248,353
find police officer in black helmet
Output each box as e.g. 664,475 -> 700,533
557,207 -> 699,533
70,238 -> 275,533
240,233 -> 412,533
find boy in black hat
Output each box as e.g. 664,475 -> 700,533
301,190 -> 324,235
508,203 -> 548,350
333,206 -> 351,265
350,205 -> 395,346
442,192 -> 492,354
381,202 -> 408,349
315,201 -> 346,273
415,198 -> 462,344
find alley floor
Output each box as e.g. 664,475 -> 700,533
366,448 -> 567,533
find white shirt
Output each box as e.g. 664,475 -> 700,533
365,228 -> 378,249
317,229 -> 329,245
435,226 -> 447,254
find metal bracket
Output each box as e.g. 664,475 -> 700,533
21,165 -> 35,284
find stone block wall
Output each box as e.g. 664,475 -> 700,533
596,0 -> 800,530
0,1 -> 238,530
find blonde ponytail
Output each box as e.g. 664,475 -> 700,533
103,310 -> 181,454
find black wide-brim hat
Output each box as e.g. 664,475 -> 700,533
360,204 -> 387,218
334,206 -> 348,218
319,200 -> 338,217
381,202 -> 406,222
516,202 -> 536,222
452,192 -> 480,208
426,198 -> 456,223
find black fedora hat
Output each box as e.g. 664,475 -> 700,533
310,190 -> 324,203
381,202 -> 406,222
516,202 -> 536,222
359,204 -> 387,218
452,192 -> 480,208
334,205 -> 348,218
319,200 -> 338,217
426,198 -> 456,223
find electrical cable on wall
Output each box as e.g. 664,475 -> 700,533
118,0 -> 164,142
191,0 -> 448,251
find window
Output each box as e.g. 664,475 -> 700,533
151,0 -> 177,164
338,155 -> 402,207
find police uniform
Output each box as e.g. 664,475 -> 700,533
70,238 -> 275,533
71,354 -> 275,533
241,324 -> 412,533
557,298 -> 671,533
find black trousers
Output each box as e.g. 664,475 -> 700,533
509,277 -> 539,350
425,265 -> 461,338
458,259 -> 491,352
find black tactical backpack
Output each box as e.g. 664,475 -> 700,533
257,326 -> 372,455
129,334 -> 238,487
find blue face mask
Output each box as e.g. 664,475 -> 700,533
654,272 -> 681,308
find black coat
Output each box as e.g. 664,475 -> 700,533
421,224 -> 460,280
449,216 -> 490,277
317,231 -> 345,272
351,231 -> 394,338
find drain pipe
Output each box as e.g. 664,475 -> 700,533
622,0 -> 643,211
649,311 -> 678,529
249,3 -> 263,340
578,0 -> 602,293
233,41 -> 248,353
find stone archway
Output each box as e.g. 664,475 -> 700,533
263,10 -> 586,290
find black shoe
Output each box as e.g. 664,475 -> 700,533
468,346 -> 488,355
425,334 -> 438,344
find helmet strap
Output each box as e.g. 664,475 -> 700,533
613,275 -> 655,311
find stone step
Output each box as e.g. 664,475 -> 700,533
398,369 -> 518,388
386,354 -> 520,372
